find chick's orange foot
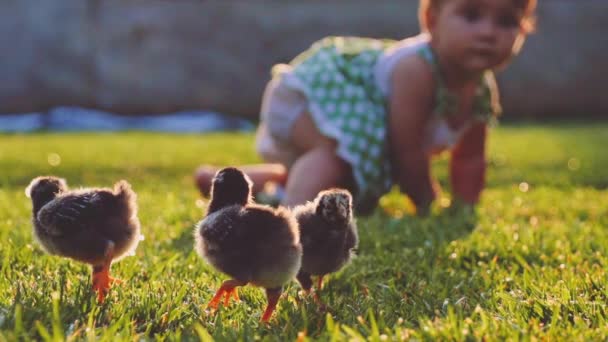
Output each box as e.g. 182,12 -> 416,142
296,273 -> 327,309
91,267 -> 122,303
261,287 -> 282,323
207,279 -> 246,310
224,288 -> 240,306
317,275 -> 324,290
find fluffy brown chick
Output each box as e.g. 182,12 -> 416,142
292,189 -> 358,297
195,167 -> 302,322
25,176 -> 142,302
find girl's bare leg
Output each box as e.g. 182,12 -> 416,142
282,111 -> 354,207
282,147 -> 352,207
195,110 -> 354,206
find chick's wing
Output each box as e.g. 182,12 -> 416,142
37,192 -> 113,236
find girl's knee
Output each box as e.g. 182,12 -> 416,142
284,148 -> 353,206
299,148 -> 353,188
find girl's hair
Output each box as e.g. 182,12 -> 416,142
418,0 -> 537,33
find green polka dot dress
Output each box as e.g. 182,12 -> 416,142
273,36 -> 500,211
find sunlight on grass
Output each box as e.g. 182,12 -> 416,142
0,123 -> 607,340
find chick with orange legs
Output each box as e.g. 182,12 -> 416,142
26,176 -> 142,303
195,167 -> 302,322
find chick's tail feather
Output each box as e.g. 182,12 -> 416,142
113,180 -> 138,213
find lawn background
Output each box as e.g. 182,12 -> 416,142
1,122 -> 607,340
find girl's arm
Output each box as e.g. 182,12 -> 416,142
388,56 -> 438,215
449,122 -> 487,204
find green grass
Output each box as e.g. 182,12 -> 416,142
1,122 -> 607,341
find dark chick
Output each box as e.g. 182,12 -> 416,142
292,189 -> 358,297
195,167 -> 302,322
25,176 -> 142,303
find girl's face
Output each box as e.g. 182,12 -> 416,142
427,0 -> 526,76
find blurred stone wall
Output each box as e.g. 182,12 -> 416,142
1,0 -> 606,119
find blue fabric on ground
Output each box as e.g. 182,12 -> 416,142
0,113 -> 45,132
0,107 -> 254,133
